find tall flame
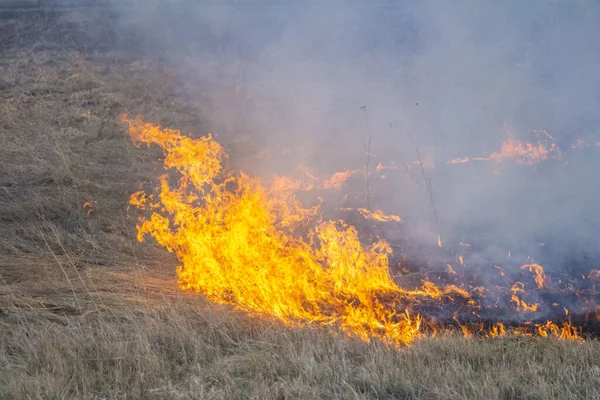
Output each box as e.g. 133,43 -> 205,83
122,115 -> 461,346
122,115 -> 584,346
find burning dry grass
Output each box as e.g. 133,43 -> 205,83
1,11 -> 600,400
2,266 -> 600,400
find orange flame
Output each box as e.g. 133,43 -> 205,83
488,322 -> 506,337
489,139 -> 557,165
511,295 -> 539,312
376,162 -> 398,172
449,157 -> 471,164
521,263 -> 546,289
339,208 -> 403,223
122,115 -> 585,346
322,170 -> 359,190
511,282 -> 526,294
83,200 -> 98,215
449,138 -> 561,166
122,114 -> 456,346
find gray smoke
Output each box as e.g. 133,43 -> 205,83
114,0 -> 600,273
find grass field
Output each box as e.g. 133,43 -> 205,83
1,11 -> 600,400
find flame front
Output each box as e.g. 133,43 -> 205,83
122,115 -> 436,346
122,115 -> 587,346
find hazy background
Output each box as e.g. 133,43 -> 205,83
106,0 -> 600,272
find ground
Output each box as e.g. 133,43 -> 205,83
1,10 -> 600,400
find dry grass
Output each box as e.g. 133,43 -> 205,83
1,11 -> 600,400
2,282 -> 600,399
2,252 -> 600,400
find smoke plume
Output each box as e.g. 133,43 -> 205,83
112,1 -> 600,274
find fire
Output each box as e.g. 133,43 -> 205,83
449,157 -> 471,164
488,322 -> 505,337
376,162 -> 398,172
482,321 -> 580,341
537,321 -> 580,340
509,278 -> 540,312
449,138 -> 561,166
490,139 -> 557,165
122,115 -> 587,346
521,263 -> 546,289
511,295 -> 539,312
122,114 -> 452,346
295,164 -> 359,191
83,200 -> 98,215
322,170 -> 359,190
339,208 -> 403,223
511,282 -> 525,294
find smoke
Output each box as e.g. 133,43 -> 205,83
112,1 -> 600,273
